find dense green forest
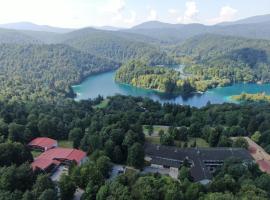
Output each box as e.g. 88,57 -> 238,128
0,28 -> 40,44
115,60 -> 231,93
0,28 -> 176,104
112,34 -> 270,95
60,28 -> 175,65
5,94 -> 270,154
1,95 -> 270,198
115,60 -> 188,93
173,34 -> 270,85
87,159 -> 269,200
0,44 -> 119,103
231,93 -> 270,103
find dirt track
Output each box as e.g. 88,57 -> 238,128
244,137 -> 270,174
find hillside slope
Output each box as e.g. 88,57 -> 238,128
0,44 -> 119,102
0,28 -> 41,44
59,28 -> 174,65
173,34 -> 270,83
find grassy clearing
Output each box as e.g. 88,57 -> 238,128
125,167 -> 139,176
145,136 -> 161,144
93,99 -> 109,109
146,136 -> 209,147
144,125 -> 209,147
143,125 -> 170,136
186,137 -> 209,148
58,140 -> 73,148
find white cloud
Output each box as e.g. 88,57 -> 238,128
185,1 -> 198,18
100,0 -> 136,27
148,9 -> 158,21
124,10 -> 137,24
112,10 -> 137,26
168,9 -> 178,15
177,1 -> 199,23
208,6 -> 238,24
100,0 -> 125,14
0,0 -> 92,28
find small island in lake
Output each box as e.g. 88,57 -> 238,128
231,93 -> 270,103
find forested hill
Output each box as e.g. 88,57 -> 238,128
0,28 -> 41,44
173,34 -> 270,83
59,28 -> 174,65
175,34 -> 270,60
0,44 -> 118,103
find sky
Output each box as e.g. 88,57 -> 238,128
0,0 -> 269,28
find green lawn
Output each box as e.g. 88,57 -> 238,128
58,140 -> 73,148
143,125 -> 170,136
93,99 -> 109,109
31,150 -> 42,158
145,135 -> 209,148
125,167 -> 139,176
144,125 -> 209,147
145,136 -> 160,144
185,137 -> 209,148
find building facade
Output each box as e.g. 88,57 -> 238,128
144,143 -> 253,184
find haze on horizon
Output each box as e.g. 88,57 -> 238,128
0,0 -> 269,29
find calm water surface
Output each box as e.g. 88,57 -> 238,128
72,71 -> 270,108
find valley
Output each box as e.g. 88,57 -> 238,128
1,9 -> 270,200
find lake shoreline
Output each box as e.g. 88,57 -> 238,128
72,71 -> 270,108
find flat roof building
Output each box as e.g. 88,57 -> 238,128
144,143 -> 253,183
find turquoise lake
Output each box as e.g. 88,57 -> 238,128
72,71 -> 270,108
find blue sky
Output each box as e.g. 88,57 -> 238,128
0,0 -> 269,28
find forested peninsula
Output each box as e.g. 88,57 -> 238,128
231,93 -> 270,103
115,60 -> 230,94
115,60 -> 187,93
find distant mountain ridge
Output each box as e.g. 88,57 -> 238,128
218,14 -> 270,26
131,21 -> 180,30
0,14 -> 269,52
0,22 -> 74,33
131,14 -> 270,29
126,15 -> 270,43
94,26 -> 124,31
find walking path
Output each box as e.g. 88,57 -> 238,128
244,137 -> 270,174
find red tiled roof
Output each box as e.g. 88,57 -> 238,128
28,137 -> 57,149
67,149 -> 87,163
31,147 -> 86,170
31,159 -> 58,171
257,159 -> 270,173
